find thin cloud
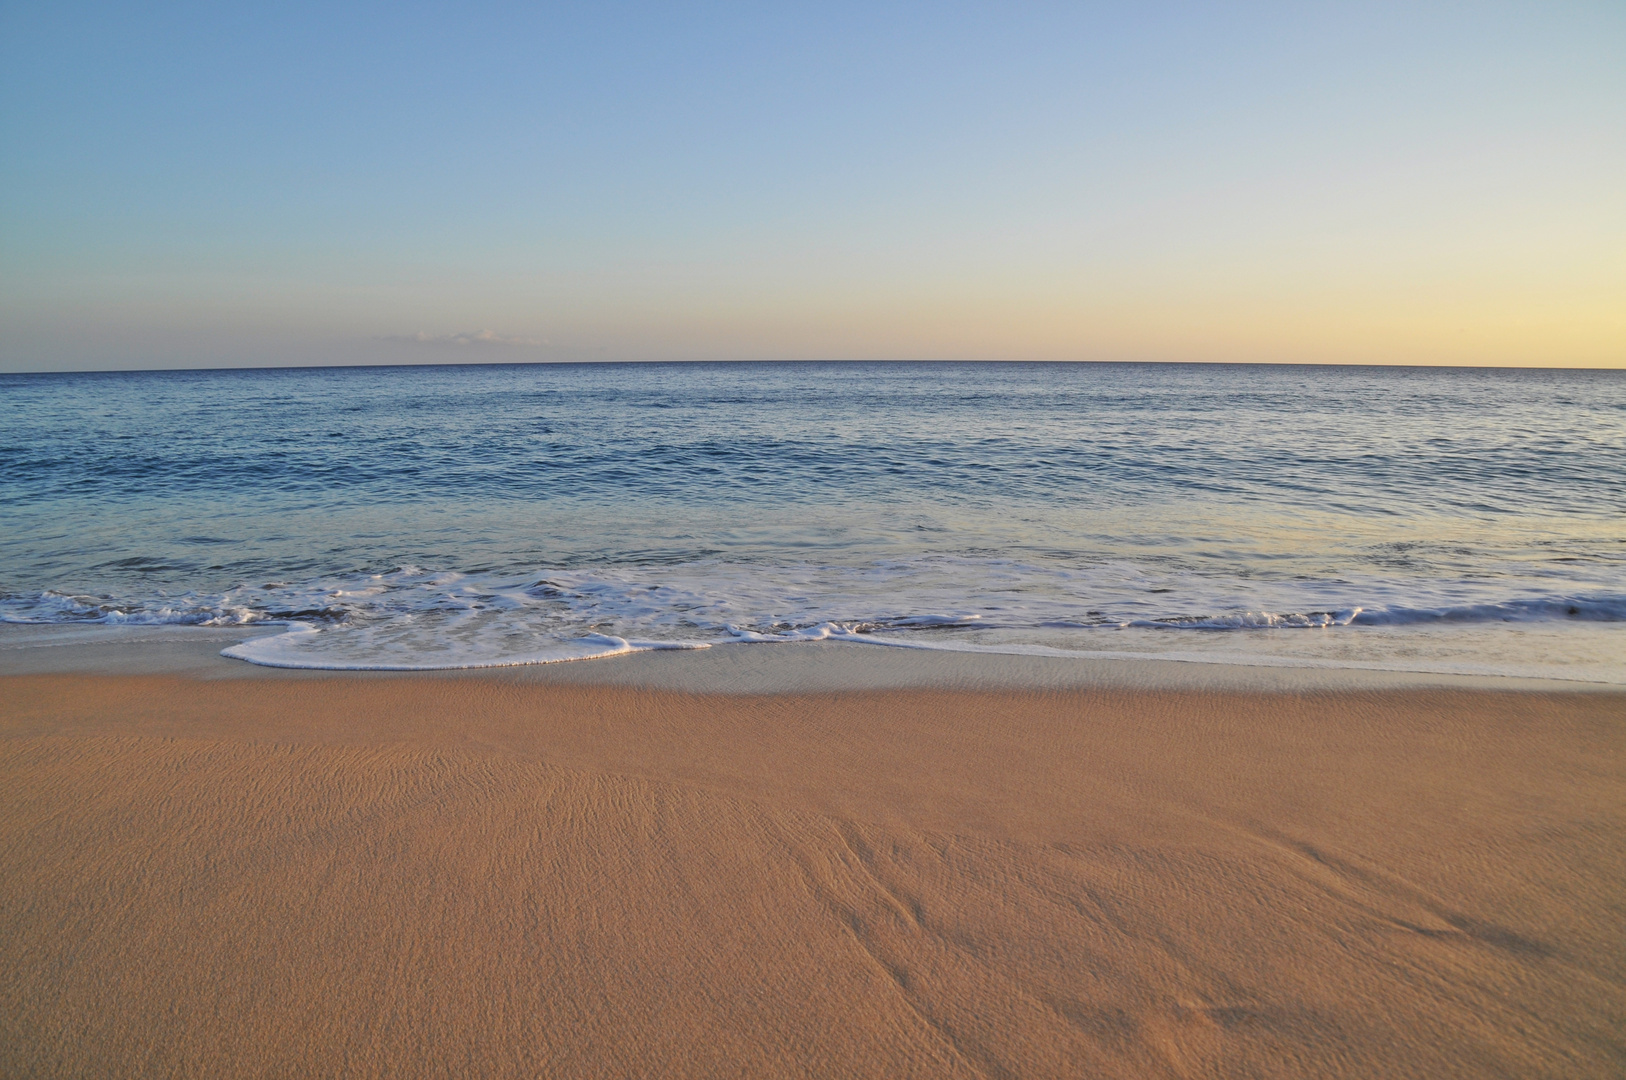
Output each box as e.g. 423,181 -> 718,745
384,330 -> 544,347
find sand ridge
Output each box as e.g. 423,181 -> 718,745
1,674 -> 1622,1077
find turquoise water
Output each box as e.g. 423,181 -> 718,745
2,362 -> 1622,679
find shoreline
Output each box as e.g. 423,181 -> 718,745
2,630 -> 1622,1076
3,621 -> 1620,693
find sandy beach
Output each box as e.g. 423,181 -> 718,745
1,640 -> 1622,1078
9,2 -> 1624,1073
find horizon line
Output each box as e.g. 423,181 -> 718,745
3,357 -> 1624,377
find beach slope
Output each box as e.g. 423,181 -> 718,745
1,673 -> 1621,1077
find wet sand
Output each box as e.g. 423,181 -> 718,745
0,650 -> 1622,1077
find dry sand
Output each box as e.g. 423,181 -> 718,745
1,668 -> 1622,1077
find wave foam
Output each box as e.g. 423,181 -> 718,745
3,559 -> 1621,676
221,625 -> 710,670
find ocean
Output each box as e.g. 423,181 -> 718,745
2,361 -> 1622,681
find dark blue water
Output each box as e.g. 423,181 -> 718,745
2,362 -> 1622,677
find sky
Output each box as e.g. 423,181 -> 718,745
1,2 -> 1622,371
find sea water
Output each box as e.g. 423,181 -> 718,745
2,362 -> 1622,681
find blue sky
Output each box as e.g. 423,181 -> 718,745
2,2 -> 1622,369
